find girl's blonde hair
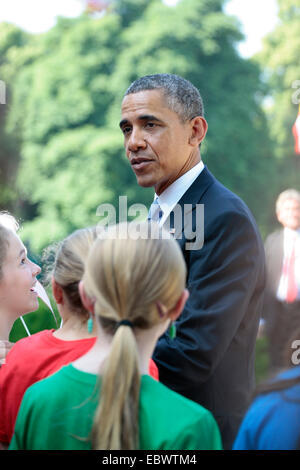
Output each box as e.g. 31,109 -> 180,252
82,222 -> 187,450
44,226 -> 98,319
0,211 -> 19,280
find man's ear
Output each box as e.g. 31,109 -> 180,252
78,280 -> 95,314
169,289 -> 189,321
189,116 -> 208,147
51,276 -> 64,305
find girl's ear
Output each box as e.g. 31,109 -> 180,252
51,276 -> 64,305
79,280 -> 95,314
169,288 -> 189,321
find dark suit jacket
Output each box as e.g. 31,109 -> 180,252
263,229 -> 300,368
153,166 -> 265,449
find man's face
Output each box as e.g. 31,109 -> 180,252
120,89 -> 203,194
277,198 -> 300,230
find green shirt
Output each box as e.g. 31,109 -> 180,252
9,365 -> 222,450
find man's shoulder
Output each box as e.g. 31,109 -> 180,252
193,168 -> 257,228
193,168 -> 250,210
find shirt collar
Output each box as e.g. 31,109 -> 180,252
153,161 -> 205,224
284,227 -> 300,238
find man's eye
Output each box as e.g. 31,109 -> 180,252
122,126 -> 131,135
145,122 -> 156,128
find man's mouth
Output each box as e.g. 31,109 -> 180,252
130,157 -> 154,171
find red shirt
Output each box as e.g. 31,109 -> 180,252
0,330 -> 158,444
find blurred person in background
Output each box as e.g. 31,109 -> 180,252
262,189 -> 300,372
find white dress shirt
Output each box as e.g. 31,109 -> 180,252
153,160 -> 205,226
277,227 -> 300,301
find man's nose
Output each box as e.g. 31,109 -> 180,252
127,127 -> 147,153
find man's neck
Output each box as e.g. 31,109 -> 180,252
156,154 -> 201,195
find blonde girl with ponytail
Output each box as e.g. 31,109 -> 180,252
10,222 -> 222,450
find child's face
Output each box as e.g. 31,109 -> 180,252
0,231 -> 41,318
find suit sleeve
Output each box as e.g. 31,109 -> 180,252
153,207 -> 265,392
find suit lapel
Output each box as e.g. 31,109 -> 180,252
163,166 -> 215,239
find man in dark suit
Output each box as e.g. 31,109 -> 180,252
119,74 -> 265,449
263,189 -> 300,371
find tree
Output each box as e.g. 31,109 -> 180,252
108,0 -> 275,234
257,0 -> 300,198
5,0 -> 276,252
0,23 -> 29,210
113,0 -> 150,27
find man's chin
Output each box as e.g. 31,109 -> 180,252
285,222 -> 300,230
135,175 -> 156,188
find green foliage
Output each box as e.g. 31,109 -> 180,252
0,23 -> 30,211
256,0 -> 300,185
251,1 -> 300,240
108,0 -> 275,232
1,0 -> 278,252
113,0 -> 151,27
255,337 -> 270,385
0,22 -> 29,68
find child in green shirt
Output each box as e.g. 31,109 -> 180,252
10,222 -> 222,451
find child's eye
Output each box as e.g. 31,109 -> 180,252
20,258 -> 27,265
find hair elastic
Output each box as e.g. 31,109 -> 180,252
117,319 -> 134,329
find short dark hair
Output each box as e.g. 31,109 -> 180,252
124,73 -> 204,122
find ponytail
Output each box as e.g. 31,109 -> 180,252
92,324 -> 140,450
82,223 -> 187,450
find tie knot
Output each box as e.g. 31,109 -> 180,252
148,197 -> 163,222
